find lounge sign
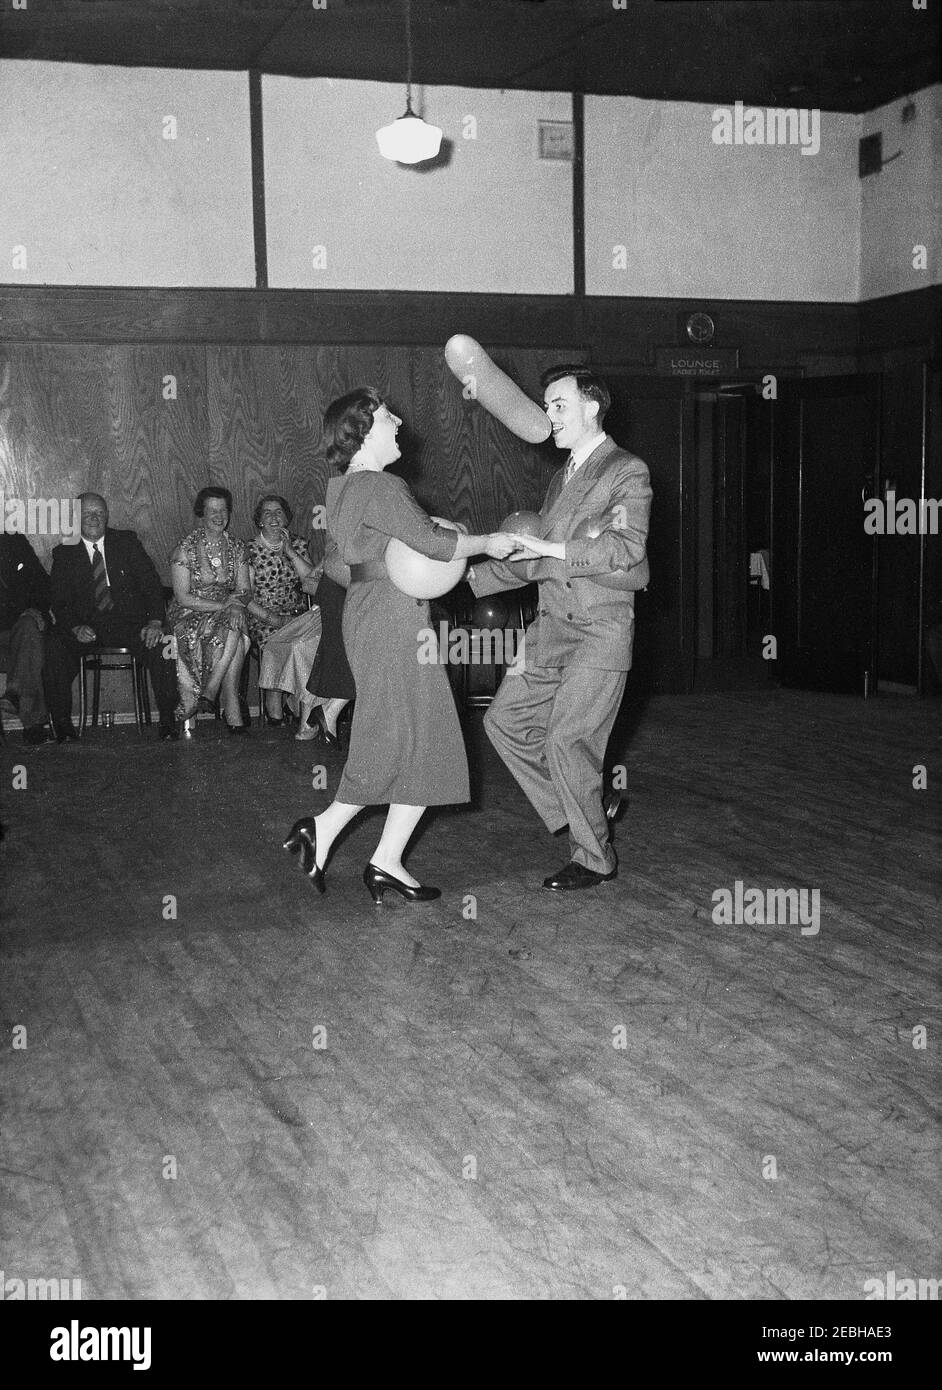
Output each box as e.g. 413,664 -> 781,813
654,347 -> 741,376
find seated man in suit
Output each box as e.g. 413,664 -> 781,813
470,365 -> 652,891
0,530 -> 55,745
45,493 -> 179,740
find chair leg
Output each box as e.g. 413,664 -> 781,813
140,662 -> 152,728
91,661 -> 102,731
78,656 -> 88,737
132,658 -> 144,735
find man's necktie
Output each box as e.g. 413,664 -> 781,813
91,543 -> 113,612
564,453 -> 578,486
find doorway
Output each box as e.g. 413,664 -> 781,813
603,374 -> 774,695
692,384 -> 775,690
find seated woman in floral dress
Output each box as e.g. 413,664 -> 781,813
167,486 -> 253,734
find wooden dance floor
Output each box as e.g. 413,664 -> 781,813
1,691 -> 938,1300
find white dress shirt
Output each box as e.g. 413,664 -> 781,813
564,431 -> 607,484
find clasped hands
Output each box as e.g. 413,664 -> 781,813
484,533 -> 564,563
222,592 -> 249,633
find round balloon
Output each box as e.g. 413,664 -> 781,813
571,511 -> 612,541
499,510 -> 543,537
385,516 -> 467,600
571,510 -> 635,590
471,596 -> 509,630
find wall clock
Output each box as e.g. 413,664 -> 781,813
684,312 -> 716,345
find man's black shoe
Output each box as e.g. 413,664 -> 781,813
543,861 -> 617,891
158,720 -> 180,741
54,719 -> 78,743
23,724 -> 51,746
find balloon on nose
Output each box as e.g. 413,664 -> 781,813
445,335 -> 552,445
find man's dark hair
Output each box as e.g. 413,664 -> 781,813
193,486 -> 233,518
540,364 -> 611,427
323,387 -> 385,473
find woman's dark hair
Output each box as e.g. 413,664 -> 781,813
253,494 -> 293,530
323,387 -> 384,473
194,486 -> 233,518
540,364 -> 611,428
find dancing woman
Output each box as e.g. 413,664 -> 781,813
283,387 -> 517,903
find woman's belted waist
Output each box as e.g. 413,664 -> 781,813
348,560 -> 388,584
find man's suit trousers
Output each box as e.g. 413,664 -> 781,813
484,661 -> 627,875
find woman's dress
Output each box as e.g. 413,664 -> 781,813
248,534 -> 322,703
327,470 -> 469,806
305,535 -> 356,703
167,528 -> 247,714
247,534 -> 308,644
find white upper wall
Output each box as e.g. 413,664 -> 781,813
1,62 -> 938,303
859,85 -> 942,300
262,78 -> 573,293
0,61 -> 255,287
585,96 -> 861,301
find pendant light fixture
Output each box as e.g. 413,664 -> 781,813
376,0 -> 442,164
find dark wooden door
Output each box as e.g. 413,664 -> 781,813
603,376 -> 696,694
773,375 -> 881,693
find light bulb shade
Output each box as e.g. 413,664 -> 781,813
376,112 -> 443,164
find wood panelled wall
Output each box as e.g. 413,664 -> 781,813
0,341 -> 571,575
0,285 -> 864,364
1,284 -> 937,695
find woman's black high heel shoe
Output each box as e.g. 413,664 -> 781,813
283,817 -> 325,894
311,706 -> 340,748
363,864 -> 441,905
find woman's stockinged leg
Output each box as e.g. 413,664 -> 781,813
322,697 -> 349,737
220,633 -> 248,721
205,628 -> 243,702
370,804 -> 426,886
312,801 -> 365,870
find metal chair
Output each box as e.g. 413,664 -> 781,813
445,582 -> 538,710
79,648 -> 152,736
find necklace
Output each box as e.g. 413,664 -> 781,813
202,530 -> 226,570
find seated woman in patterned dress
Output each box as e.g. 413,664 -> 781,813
247,494 -> 321,726
167,486 -> 253,734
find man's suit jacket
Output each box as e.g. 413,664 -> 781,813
471,435 -> 652,671
50,528 -> 166,633
0,532 -> 52,632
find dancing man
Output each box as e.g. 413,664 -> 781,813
470,365 -> 652,891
